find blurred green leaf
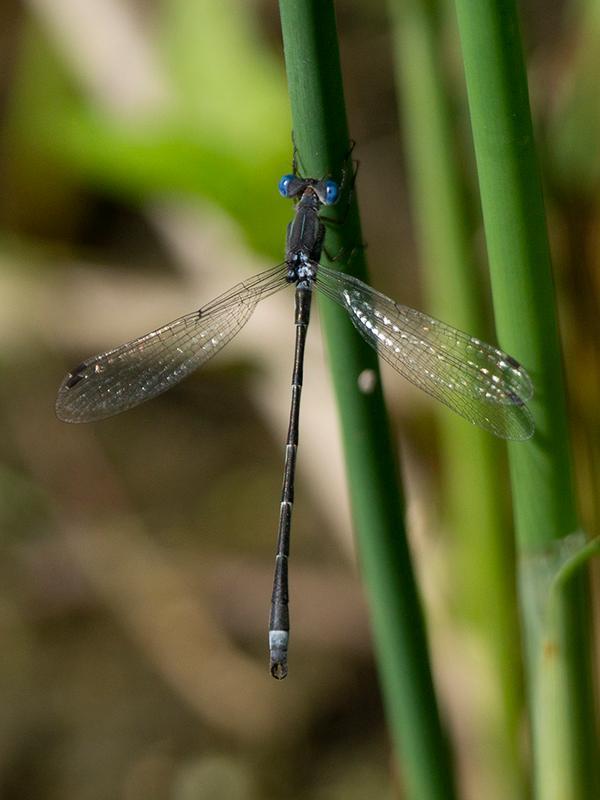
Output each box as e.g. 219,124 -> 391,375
10,5 -> 295,257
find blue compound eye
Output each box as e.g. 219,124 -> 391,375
324,179 -> 339,205
278,174 -> 295,197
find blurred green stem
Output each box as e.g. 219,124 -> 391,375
389,0 -> 525,796
453,0 -> 599,797
547,0 -> 600,194
278,2 -> 456,798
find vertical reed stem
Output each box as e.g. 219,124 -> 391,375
278,2 -> 457,798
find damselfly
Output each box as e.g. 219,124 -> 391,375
56,167 -> 534,679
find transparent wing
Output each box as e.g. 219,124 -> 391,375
56,263 -> 290,423
315,265 -> 534,440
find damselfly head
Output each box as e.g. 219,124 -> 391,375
278,175 -> 340,206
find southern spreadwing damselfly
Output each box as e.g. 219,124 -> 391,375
56,166 -> 534,679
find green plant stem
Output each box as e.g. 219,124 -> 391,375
547,0 -> 600,195
278,2 -> 456,798
389,1 -> 525,796
452,1 -> 598,797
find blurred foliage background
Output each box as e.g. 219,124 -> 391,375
0,1 -> 597,799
